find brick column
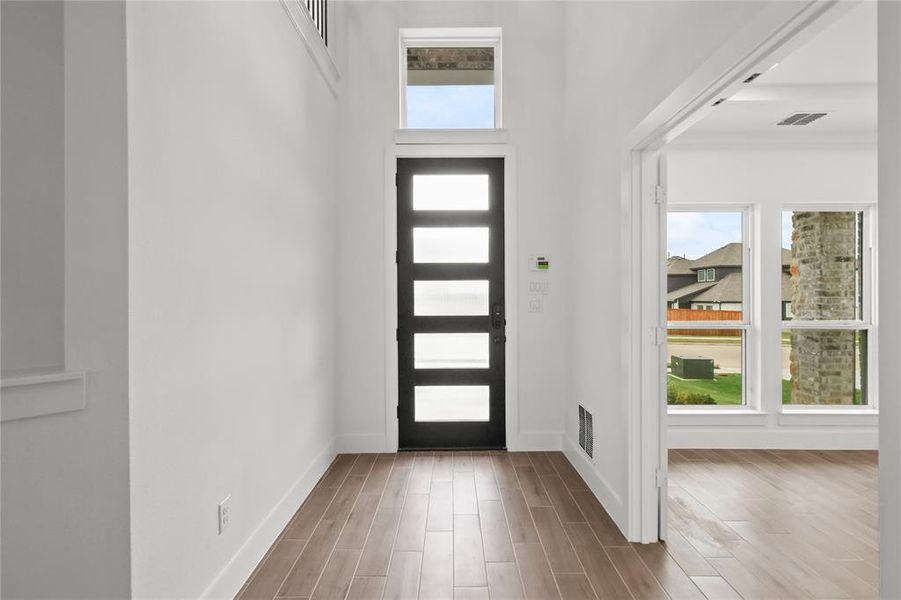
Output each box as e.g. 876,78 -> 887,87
789,211 -> 858,404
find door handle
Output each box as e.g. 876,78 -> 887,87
491,303 -> 505,330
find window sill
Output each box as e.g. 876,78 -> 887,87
394,129 -> 509,146
280,0 -> 340,97
668,408 -> 768,427
1,371 -> 86,422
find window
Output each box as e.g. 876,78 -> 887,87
781,210 -> 871,406
400,29 -> 502,129
667,210 -> 748,406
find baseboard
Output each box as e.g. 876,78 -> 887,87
200,439 -> 337,600
512,431 -> 563,451
668,428 -> 878,449
335,431 -> 565,453
336,433 -> 389,453
561,436 -> 628,538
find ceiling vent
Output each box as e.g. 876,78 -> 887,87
777,112 -> 828,126
742,72 -> 762,84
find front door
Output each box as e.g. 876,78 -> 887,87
396,157 -> 505,449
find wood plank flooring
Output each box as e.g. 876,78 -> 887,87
237,449 -> 878,600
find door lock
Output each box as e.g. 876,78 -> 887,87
491,303 -> 505,329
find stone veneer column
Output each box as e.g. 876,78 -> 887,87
789,211 -> 858,404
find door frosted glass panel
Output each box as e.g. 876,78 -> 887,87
413,227 -> 489,263
414,280 -> 489,316
414,333 -> 489,369
415,386 -> 490,422
413,174 -> 489,211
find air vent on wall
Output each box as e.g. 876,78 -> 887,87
578,405 -> 594,458
777,112 -> 828,126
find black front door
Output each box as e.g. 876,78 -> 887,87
396,157 -> 505,449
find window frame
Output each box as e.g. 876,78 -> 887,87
667,205 -> 753,409
780,204 -> 877,412
398,27 -> 503,130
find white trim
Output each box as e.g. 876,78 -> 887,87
398,27 -> 503,129
779,410 -> 878,427
624,0 -> 852,544
384,142 -> 518,451
668,428 -> 877,449
670,133 -> 878,147
335,433 -> 389,453
200,439 -> 336,599
1,371 -> 86,422
279,0 -> 340,97
668,409 -> 768,427
515,432 -> 563,451
563,436 -> 627,532
394,129 -> 509,146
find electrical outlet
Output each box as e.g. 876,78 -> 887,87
528,297 -> 543,313
218,496 -> 231,534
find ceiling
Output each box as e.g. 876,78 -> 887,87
676,2 -> 876,144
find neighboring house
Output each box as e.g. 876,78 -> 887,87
668,242 -> 793,318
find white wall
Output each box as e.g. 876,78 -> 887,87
126,2 -> 339,597
878,4 -> 901,597
666,144 -> 878,449
0,1 -> 65,375
2,2 -> 132,598
562,1 -> 773,534
335,1 -> 568,452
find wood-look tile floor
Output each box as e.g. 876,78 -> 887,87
237,449 -> 878,600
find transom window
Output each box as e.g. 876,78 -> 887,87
399,28 -> 502,129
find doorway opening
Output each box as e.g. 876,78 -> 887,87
626,3 -> 878,572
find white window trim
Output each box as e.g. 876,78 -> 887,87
398,27 -> 503,130
666,205 -> 755,410
780,203 -> 878,413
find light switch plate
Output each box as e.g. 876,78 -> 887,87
528,280 -> 549,295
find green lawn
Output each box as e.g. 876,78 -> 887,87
668,374 -> 862,405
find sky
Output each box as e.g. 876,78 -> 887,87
667,211 -> 793,259
406,85 -> 495,129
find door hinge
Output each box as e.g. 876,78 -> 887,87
656,469 -> 667,488
654,184 -> 666,205
396,327 -> 399,342
396,404 -> 400,418
395,172 -> 399,187
654,327 -> 666,346
395,250 -> 399,264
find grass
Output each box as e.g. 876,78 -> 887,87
667,374 -> 744,405
668,374 -> 863,405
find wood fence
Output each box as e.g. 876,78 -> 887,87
667,308 -> 742,338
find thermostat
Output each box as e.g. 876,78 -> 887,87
529,255 -> 550,272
